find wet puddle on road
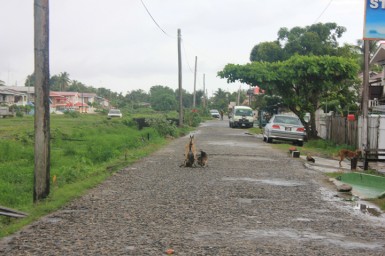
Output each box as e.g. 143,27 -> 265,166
193,228 -> 384,250
222,177 -> 305,187
207,141 -> 259,149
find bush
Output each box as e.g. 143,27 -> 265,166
145,117 -> 178,137
184,110 -> 201,127
64,110 -> 80,118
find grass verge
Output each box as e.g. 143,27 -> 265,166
0,113 -> 191,238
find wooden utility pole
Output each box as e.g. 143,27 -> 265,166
361,40 -> 370,150
34,0 -> 51,202
193,56 -> 197,108
203,74 -> 206,108
178,29 -> 183,126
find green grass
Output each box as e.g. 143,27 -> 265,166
0,112 -> 187,238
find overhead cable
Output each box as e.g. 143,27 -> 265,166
140,0 -> 173,38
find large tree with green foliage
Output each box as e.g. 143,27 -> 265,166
250,23 -> 348,63
150,85 -> 177,111
218,55 -> 359,138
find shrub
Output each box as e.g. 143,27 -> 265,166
64,110 -> 80,118
184,110 -> 201,127
145,117 -> 178,137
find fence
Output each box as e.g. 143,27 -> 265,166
316,113 -> 385,150
324,116 -> 358,148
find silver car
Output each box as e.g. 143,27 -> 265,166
107,109 -> 122,118
263,114 -> 305,146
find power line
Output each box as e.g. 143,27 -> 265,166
182,40 -> 194,73
314,0 -> 334,23
140,0 -> 173,38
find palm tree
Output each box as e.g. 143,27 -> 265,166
57,72 -> 71,91
0,80 -> 5,86
356,39 -> 380,72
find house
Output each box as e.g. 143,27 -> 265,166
0,87 -> 30,106
0,86 -> 109,113
369,43 -> 385,112
49,91 -> 109,113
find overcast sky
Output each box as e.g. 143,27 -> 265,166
1,0 -> 364,96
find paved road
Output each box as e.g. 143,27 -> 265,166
1,119 -> 385,255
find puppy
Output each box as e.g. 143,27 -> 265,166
197,150 -> 208,167
338,149 -> 361,167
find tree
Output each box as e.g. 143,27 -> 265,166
57,72 -> 70,91
210,88 -> 229,111
25,73 -> 35,87
67,80 -> 87,92
0,80 -> 5,86
250,41 -> 283,62
356,39 -> 380,72
277,22 -> 347,59
50,72 -> 70,91
175,88 -> 193,109
150,85 -> 177,111
218,55 -> 359,139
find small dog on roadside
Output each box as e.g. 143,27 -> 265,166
306,154 -> 315,163
338,149 -> 361,167
197,150 -> 208,167
180,135 -> 197,167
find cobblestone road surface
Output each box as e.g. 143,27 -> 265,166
1,120 -> 385,255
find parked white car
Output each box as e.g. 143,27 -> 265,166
263,114 -> 305,146
107,109 -> 122,118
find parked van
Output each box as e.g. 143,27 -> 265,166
229,106 -> 254,128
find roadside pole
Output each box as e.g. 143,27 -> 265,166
361,40 -> 369,151
193,56 -> 197,108
178,29 -> 183,126
34,0 -> 51,202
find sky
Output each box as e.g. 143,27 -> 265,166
0,0 -> 365,97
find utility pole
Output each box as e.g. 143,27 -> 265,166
178,29 -> 183,126
203,73 -> 206,108
361,40 -> 370,150
34,0 -> 50,202
193,56 -> 197,108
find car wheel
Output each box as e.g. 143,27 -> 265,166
263,136 -> 267,142
297,141 -> 304,147
267,137 -> 273,143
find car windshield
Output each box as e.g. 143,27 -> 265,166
210,110 -> 219,113
235,109 -> 252,116
109,110 -> 121,114
273,116 -> 301,125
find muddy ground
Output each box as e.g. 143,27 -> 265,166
1,119 -> 385,255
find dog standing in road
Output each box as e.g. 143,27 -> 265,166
180,135 -> 197,167
338,149 -> 361,167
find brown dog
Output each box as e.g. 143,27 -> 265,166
338,149 -> 361,167
180,135 -> 197,167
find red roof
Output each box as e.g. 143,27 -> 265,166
74,102 -> 88,107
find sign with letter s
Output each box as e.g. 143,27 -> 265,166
364,0 -> 385,39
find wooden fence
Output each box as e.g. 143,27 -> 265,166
323,116 -> 358,148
